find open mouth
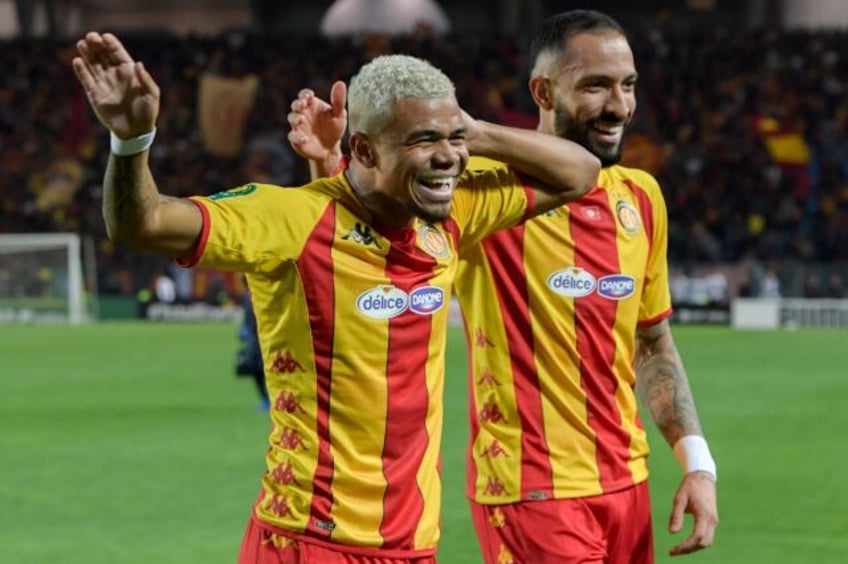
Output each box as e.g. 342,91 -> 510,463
590,123 -> 625,145
414,176 -> 455,204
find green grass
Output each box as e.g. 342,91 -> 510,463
2,323 -> 847,563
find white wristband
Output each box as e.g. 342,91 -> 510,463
110,128 -> 156,156
673,435 -> 717,481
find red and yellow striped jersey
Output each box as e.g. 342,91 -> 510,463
455,159 -> 672,504
183,167 -> 532,557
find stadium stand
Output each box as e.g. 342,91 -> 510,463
1,26 -> 845,302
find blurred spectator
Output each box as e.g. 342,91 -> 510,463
153,269 -> 177,304
759,266 -> 782,298
826,272 -> 845,298
2,25 -> 848,297
803,273 -> 825,298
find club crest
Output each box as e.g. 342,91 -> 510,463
417,223 -> 451,259
615,200 -> 641,235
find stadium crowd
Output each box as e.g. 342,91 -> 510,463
1,25 -> 846,300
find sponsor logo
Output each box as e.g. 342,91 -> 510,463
597,275 -> 636,300
547,267 -> 596,298
616,200 -> 641,235
418,223 -> 451,259
408,286 -> 445,315
356,285 -> 409,319
209,184 -> 257,200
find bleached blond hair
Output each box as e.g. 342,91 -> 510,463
348,54 -> 456,135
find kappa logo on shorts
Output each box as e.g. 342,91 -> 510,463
209,184 -> 257,200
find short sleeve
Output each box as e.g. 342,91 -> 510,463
183,183 -> 329,275
451,163 -> 534,254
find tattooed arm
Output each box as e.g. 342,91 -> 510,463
634,319 -> 719,557
103,153 -> 201,257
73,32 -> 201,258
634,319 -> 703,444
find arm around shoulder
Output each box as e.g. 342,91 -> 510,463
466,119 -> 600,212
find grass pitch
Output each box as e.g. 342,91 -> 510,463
1,323 -> 847,563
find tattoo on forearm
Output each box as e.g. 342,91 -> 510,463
635,322 -> 702,445
103,155 -> 158,236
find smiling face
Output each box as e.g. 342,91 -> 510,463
535,31 -> 637,167
353,96 -> 469,225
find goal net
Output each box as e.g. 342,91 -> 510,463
0,233 -> 91,324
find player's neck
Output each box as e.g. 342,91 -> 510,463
345,167 -> 413,229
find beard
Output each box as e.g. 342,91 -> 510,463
553,108 -> 627,168
409,200 -> 451,224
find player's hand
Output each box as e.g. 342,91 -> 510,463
287,81 -> 347,164
72,32 -> 159,139
460,108 -> 483,150
668,471 -> 718,556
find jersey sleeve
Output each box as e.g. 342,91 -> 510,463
179,183 -> 327,275
635,173 -> 673,326
451,161 -> 534,253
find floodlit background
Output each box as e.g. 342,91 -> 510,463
2,1 -> 847,562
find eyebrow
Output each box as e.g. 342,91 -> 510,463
578,72 -> 640,83
405,127 -> 468,143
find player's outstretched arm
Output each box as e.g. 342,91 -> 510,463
72,32 -> 201,258
634,319 -> 719,556
287,81 -> 347,180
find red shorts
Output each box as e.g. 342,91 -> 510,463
237,515 -> 437,564
470,482 -> 653,564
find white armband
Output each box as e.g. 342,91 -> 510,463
673,435 -> 717,481
110,128 -> 156,156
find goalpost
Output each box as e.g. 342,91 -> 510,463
0,233 -> 91,324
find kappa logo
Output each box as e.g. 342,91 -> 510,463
547,267 -> 596,298
209,184 -> 257,200
489,507 -> 506,528
616,200 -> 641,235
271,350 -> 305,373
597,274 -> 636,300
484,476 -> 509,497
342,222 -> 381,248
270,461 -> 301,486
480,440 -> 509,458
266,494 -> 294,518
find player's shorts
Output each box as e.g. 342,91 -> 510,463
238,514 -> 437,564
470,481 -> 653,564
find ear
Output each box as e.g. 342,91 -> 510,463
529,76 -> 555,111
349,133 -> 378,168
